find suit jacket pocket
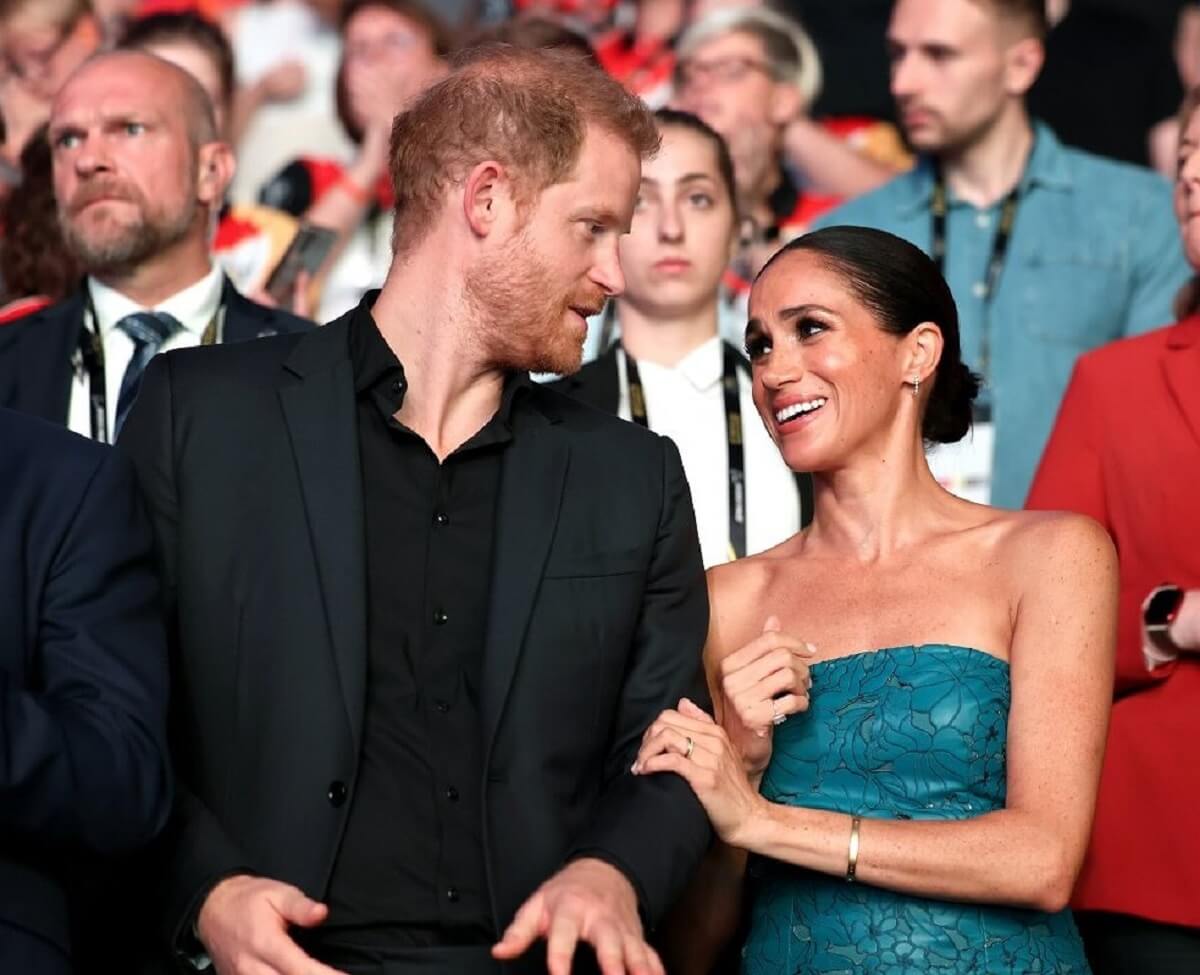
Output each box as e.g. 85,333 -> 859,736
543,547 -> 644,579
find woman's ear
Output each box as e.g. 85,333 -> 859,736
905,321 -> 944,386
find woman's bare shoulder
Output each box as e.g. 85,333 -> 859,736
987,508 -> 1116,585
705,536 -> 806,661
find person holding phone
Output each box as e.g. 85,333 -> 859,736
0,51 -> 311,442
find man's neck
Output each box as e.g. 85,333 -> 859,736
92,238 -> 214,308
939,107 -> 1035,209
743,158 -> 786,231
617,299 -> 720,368
370,261 -> 507,463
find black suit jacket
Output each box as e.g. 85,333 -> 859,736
0,408 -> 170,972
552,345 -> 816,528
117,312 -> 713,971
0,279 -> 313,427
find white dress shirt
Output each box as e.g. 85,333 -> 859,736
616,337 -> 802,568
68,264 -> 225,441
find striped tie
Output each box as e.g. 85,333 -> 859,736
113,311 -> 182,440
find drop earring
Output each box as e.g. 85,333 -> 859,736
911,376 -> 921,398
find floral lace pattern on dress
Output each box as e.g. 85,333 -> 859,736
742,645 -> 1090,975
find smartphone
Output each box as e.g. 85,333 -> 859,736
265,223 -> 338,306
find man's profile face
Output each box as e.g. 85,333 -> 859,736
49,58 -> 202,275
673,30 -> 786,196
887,0 -> 1012,154
469,125 -> 640,376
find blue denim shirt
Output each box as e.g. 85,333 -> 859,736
813,122 -> 1190,508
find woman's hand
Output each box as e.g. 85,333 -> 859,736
717,616 -> 813,776
633,699 -> 767,848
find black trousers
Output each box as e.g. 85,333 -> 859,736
0,923 -> 71,975
1076,910 -> 1200,975
312,942 -> 502,974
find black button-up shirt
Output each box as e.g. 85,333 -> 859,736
316,301 -> 528,953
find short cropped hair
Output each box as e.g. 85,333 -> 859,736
120,11 -> 236,112
388,44 -> 660,256
676,6 -> 823,111
974,0 -> 1049,40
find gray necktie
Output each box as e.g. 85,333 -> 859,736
113,311 -> 182,440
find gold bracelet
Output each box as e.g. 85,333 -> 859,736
846,815 -> 862,883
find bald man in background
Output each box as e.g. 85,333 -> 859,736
0,50 -> 311,442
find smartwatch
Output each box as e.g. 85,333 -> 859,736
1143,584 -> 1185,656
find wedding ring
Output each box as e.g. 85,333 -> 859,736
771,698 -> 787,726
684,736 -> 695,759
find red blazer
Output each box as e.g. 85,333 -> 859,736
1027,315 -> 1200,928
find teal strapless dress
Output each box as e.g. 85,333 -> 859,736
742,644 -> 1091,974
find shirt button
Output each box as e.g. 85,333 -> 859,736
445,786 -> 460,801
327,781 -> 348,807
433,511 -> 450,527
435,699 -> 450,713
972,281 -> 988,299
433,609 -> 449,625
446,887 -> 460,903
391,379 -> 406,396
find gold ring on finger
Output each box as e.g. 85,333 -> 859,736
684,736 -> 695,759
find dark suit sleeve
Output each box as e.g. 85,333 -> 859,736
118,358 -> 254,950
0,447 -> 171,853
569,437 -> 712,927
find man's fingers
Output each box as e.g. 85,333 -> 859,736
493,894 -> 546,958
272,886 -> 328,928
590,921 -> 627,975
259,928 -> 347,975
545,910 -> 582,975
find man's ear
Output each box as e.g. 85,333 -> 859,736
196,141 -> 235,207
1004,36 -> 1045,97
768,82 -> 803,127
463,160 -> 512,239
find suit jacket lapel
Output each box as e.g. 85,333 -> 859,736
221,280 -> 284,342
560,346 -> 620,415
1164,317 -> 1200,450
0,291 -> 84,424
481,400 -> 570,750
278,318 -> 368,748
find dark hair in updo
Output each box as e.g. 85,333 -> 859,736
758,225 -> 980,444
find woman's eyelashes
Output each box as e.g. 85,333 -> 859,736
796,316 -> 828,340
746,317 -> 830,359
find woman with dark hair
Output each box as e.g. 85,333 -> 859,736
0,127 -> 79,322
637,226 -> 1116,973
555,108 -> 808,566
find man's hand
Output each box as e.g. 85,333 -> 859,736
196,874 -> 346,975
492,858 -> 664,975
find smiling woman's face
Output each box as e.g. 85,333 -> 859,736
746,249 -> 919,472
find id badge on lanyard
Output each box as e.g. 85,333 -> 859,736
924,167 -> 1019,505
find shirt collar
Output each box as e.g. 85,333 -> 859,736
894,120 -> 1073,218
631,334 -> 725,393
348,291 -> 531,424
88,263 -> 224,337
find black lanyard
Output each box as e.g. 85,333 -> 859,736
624,343 -> 747,561
930,165 -> 1021,391
77,289 -> 221,443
